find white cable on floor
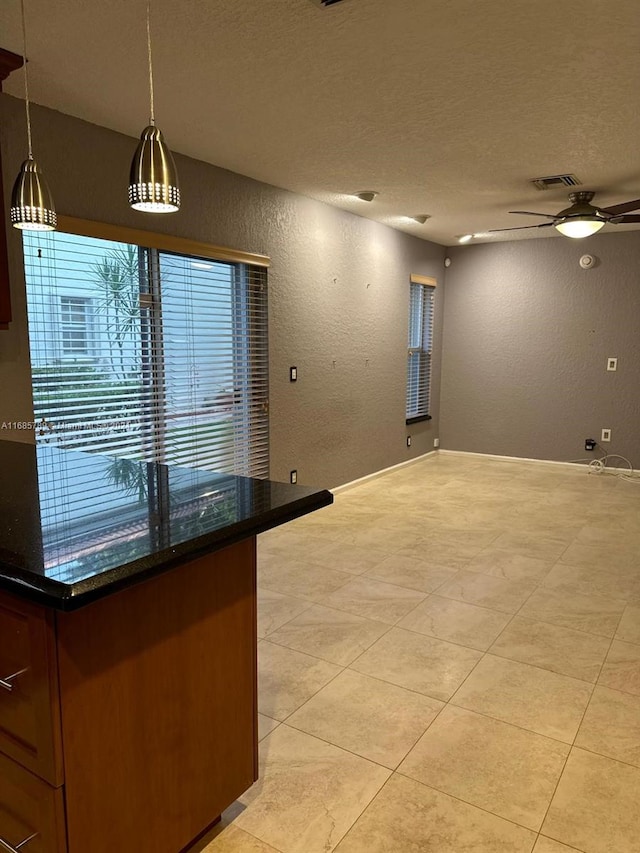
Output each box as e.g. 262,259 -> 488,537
570,442 -> 640,484
588,454 -> 640,483
568,446 -> 640,483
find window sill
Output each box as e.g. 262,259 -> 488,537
406,414 -> 432,425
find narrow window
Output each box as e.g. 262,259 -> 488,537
406,275 -> 435,424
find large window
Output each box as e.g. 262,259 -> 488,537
406,274 -> 435,423
23,222 -> 269,478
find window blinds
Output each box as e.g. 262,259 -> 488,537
23,229 -> 269,479
406,280 -> 435,421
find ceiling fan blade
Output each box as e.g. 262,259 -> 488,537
489,223 -> 555,232
600,198 -> 640,215
612,214 -> 640,223
508,210 -> 559,219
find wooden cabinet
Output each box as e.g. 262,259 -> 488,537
0,538 -> 258,853
0,596 -> 62,785
0,753 -> 66,853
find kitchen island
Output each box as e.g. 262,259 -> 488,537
0,441 -> 332,853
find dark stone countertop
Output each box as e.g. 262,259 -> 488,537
0,441 -> 332,610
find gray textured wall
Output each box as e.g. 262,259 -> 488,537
0,95 -> 445,488
440,233 -> 640,464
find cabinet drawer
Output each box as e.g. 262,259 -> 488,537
0,592 -> 63,786
0,752 -> 66,853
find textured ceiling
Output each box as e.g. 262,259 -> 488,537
2,0 -> 640,246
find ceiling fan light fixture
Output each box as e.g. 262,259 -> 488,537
555,217 -> 605,239
494,191 -> 640,238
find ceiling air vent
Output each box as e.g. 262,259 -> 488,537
308,0 -> 348,7
530,174 -> 582,191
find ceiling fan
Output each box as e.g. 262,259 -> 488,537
489,191 -> 640,239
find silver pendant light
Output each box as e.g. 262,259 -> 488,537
10,0 -> 56,231
129,0 -> 180,213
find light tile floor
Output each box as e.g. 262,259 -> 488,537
204,454 -> 640,853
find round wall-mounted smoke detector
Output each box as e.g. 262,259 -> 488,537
579,254 -> 596,269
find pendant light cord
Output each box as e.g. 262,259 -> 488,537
19,0 -> 33,159
146,0 -> 155,126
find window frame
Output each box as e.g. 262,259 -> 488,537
55,216 -> 270,269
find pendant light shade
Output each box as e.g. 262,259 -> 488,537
129,0 -> 180,214
129,125 -> 180,212
10,0 -> 56,231
11,158 -> 56,230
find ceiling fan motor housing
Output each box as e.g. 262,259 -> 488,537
569,192 -> 595,205
558,192 -> 604,218
558,192 -> 602,216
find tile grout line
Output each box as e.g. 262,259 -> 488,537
392,767 -> 549,838
532,587 -> 629,847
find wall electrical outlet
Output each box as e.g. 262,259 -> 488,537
607,358 -> 618,372
601,428 -> 612,443
406,436 -> 412,447
434,438 -> 440,448
290,469 -> 298,484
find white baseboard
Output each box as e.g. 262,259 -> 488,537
437,449 -> 588,469
333,449 -> 639,494
332,451 -> 438,494
438,448 -> 640,476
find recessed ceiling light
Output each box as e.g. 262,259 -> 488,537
411,214 -> 430,224
458,234 -> 473,243
353,190 -> 379,202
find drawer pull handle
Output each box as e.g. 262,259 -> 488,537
0,832 -> 38,852
0,668 -> 28,692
